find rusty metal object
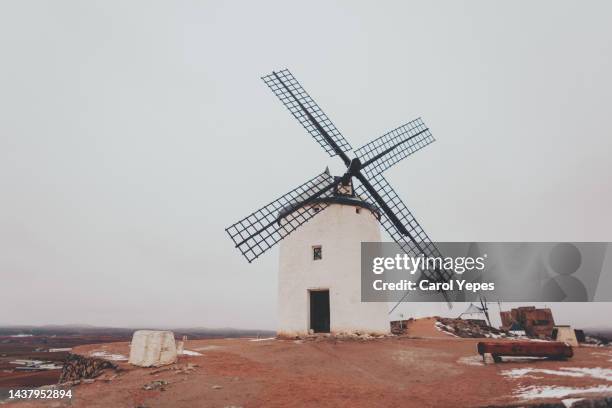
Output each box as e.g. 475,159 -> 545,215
500,306 -> 555,338
477,340 -> 573,363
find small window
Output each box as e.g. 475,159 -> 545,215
313,245 -> 322,260
355,208 -> 361,214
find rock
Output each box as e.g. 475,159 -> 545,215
212,385 -> 223,390
150,365 -> 177,375
143,380 -> 168,391
58,380 -> 80,387
175,363 -> 198,375
101,374 -> 118,382
129,330 -> 177,367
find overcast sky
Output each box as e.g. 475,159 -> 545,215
1,1 -> 611,329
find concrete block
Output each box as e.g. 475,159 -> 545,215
129,330 -> 177,367
554,325 -> 579,347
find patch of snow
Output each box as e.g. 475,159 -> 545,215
501,356 -> 547,362
562,398 -> 584,407
48,348 -> 72,352
180,350 -> 202,356
502,367 -> 612,381
503,368 -> 571,379
8,360 -> 61,370
434,322 -> 459,337
561,367 -> 612,381
511,336 -> 551,342
194,345 -> 222,351
90,351 -> 128,361
10,360 -> 44,366
516,384 -> 612,400
249,337 -> 276,342
10,334 -> 33,337
457,356 -> 486,366
37,363 -> 62,370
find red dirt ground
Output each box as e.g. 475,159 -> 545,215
7,319 -> 612,408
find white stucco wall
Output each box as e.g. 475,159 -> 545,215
278,202 -> 390,337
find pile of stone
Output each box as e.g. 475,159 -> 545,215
59,354 -> 118,383
435,318 -> 509,339
331,332 -> 391,341
584,335 -> 611,347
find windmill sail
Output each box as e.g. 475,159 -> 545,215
356,117 -> 435,178
225,170 -> 337,263
355,174 -> 453,304
262,69 -> 352,158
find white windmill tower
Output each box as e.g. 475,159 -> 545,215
226,69 -> 451,337
276,173 -> 388,336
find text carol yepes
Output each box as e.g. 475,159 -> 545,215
372,279 -> 495,292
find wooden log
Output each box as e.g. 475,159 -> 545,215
477,340 -> 573,362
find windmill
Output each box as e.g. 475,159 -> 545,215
225,69 -> 452,336
480,296 -> 492,327
458,296 -> 492,327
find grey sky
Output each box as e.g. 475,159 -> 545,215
1,1 -> 611,329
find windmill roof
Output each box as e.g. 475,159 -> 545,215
277,195 -> 380,222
